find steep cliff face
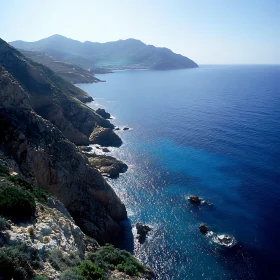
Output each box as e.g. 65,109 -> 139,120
0,38 -> 116,146
0,64 -> 126,244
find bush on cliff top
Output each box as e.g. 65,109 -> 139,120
0,186 -> 36,221
88,244 -> 144,276
61,260 -> 104,280
7,174 -> 50,203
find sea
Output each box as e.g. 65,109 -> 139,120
77,65 -> 280,280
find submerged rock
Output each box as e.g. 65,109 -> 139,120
79,146 -> 93,152
96,108 -> 111,119
89,126 -> 122,147
88,155 -> 128,178
199,223 -> 208,234
188,195 -> 202,204
136,223 -> 152,244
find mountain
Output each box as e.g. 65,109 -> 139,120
10,34 -> 198,71
20,49 -> 102,83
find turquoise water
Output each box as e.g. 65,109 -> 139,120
77,65 -> 280,279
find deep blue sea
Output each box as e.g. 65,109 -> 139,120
77,65 -> 280,280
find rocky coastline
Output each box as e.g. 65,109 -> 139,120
0,38 -> 153,279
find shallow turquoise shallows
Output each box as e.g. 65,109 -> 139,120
77,65 -> 280,280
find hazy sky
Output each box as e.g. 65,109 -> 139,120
1,0 -> 279,64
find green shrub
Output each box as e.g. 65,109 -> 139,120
31,187 -> 50,203
7,175 -> 50,203
76,260 -> 104,280
0,164 -> 9,176
48,249 -> 81,271
60,268 -> 84,280
0,243 -> 41,280
88,244 -> 144,276
8,175 -> 33,190
0,216 -> 7,231
33,275 -> 49,280
0,186 -> 36,221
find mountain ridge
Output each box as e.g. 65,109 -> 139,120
10,34 -> 198,71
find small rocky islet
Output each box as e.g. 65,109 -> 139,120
135,223 -> 152,244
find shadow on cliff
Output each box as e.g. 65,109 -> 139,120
115,218 -> 135,254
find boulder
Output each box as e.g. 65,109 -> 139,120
96,108 -> 111,119
188,195 -> 202,204
88,155 -> 128,178
115,127 -> 120,131
123,127 -> 130,131
199,223 -> 208,234
102,147 -> 110,153
136,222 -> 152,244
89,126 -> 122,147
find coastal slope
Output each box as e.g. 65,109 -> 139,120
19,49 -> 101,84
10,34 -> 198,71
0,38 -> 117,146
0,38 -> 127,244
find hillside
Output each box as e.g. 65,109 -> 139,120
20,49 -> 102,83
0,38 -> 156,279
0,38 -> 117,146
10,34 -> 198,71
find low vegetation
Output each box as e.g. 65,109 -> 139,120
0,243 -> 41,280
0,164 -> 51,221
48,249 -> 81,271
0,186 -> 36,221
88,244 -> 144,276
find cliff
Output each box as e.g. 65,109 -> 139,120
0,65 -> 126,243
10,34 -> 198,71
0,164 -> 153,279
0,38 -> 116,146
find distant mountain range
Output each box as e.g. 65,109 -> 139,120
10,34 -> 198,71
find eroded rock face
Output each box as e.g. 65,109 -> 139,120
0,70 -> 127,244
88,155 -> 128,178
89,126 -> 122,147
96,108 -> 111,119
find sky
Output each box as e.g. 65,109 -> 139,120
1,0 -> 280,64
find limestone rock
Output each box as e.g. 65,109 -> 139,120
96,108 -> 111,119
88,155 -> 128,178
0,106 -> 126,244
89,126 -> 122,147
